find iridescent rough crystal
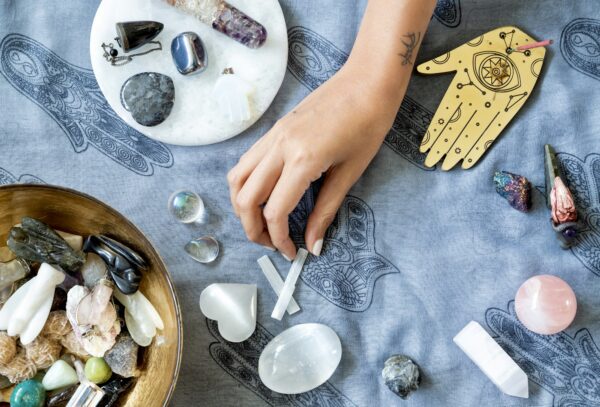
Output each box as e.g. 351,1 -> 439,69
168,0 -> 267,48
493,171 -> 532,212
382,355 -> 421,399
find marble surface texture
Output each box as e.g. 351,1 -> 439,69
90,0 -> 288,145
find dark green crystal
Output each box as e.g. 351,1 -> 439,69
7,217 -> 85,273
544,144 -> 560,209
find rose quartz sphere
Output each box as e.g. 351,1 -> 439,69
515,275 -> 577,335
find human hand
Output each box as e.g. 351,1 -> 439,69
417,26 -> 546,170
227,64 -> 399,260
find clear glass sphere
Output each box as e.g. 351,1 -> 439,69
168,190 -> 205,223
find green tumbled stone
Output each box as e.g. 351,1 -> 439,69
85,357 -> 112,384
10,379 -> 46,407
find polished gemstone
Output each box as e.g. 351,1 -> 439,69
494,171 -> 532,212
185,236 -> 219,263
258,323 -> 342,394
113,290 -> 164,348
120,72 -> 175,127
515,275 -> 577,335
115,21 -> 164,52
171,32 -> 207,75
382,355 -> 420,399
83,235 -> 145,295
200,283 -> 257,343
42,360 -> 78,391
168,190 -> 205,223
85,357 -> 112,384
10,379 -> 46,407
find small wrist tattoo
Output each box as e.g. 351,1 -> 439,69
398,32 -> 421,66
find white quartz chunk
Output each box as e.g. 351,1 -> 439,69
454,321 -> 529,398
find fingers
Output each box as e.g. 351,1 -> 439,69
235,151 -> 284,249
227,135 -> 272,216
422,101 -> 475,167
461,111 -> 504,169
264,164 -> 319,261
305,163 -> 358,256
442,110 -> 500,170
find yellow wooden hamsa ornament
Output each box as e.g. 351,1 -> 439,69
417,26 -> 546,170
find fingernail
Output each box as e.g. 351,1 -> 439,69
312,239 -> 323,256
262,245 -> 276,252
281,253 -> 292,262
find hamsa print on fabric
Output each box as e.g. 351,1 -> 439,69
486,302 -> 600,406
206,319 -> 357,407
287,26 -> 433,170
288,183 -> 400,312
0,34 -> 173,176
557,152 -> 600,276
561,18 -> 600,81
433,0 -> 461,28
0,167 -> 44,185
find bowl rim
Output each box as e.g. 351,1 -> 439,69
0,183 -> 183,406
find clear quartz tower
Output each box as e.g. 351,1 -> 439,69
168,0 -> 267,48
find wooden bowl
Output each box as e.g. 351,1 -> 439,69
0,184 -> 182,406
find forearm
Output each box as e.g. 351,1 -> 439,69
346,0 -> 436,108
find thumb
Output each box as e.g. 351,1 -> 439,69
305,164 -> 358,256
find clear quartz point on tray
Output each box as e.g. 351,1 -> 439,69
167,0 -> 267,48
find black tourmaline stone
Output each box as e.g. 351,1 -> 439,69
115,21 -> 164,52
120,72 -> 175,127
98,377 -> 134,407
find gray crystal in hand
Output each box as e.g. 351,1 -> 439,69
104,333 -> 139,378
0,258 -> 29,291
382,355 -> 421,399
120,72 -> 175,127
7,217 -> 85,273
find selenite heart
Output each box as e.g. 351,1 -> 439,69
199,283 -> 257,343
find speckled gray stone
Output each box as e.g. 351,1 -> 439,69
382,355 -> 421,399
120,72 -> 175,127
104,334 -> 139,378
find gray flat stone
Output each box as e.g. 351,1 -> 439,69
120,72 -> 175,127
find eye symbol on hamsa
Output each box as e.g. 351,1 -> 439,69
473,52 -> 521,92
417,26 -> 546,170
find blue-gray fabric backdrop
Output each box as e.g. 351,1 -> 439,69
1,0 -> 600,406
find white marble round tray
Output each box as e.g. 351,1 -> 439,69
90,0 -> 288,146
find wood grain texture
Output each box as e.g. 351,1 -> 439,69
0,184 -> 182,406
